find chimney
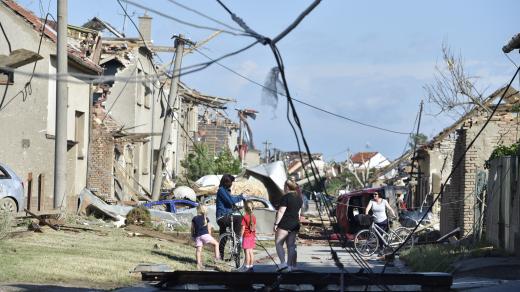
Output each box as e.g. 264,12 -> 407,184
138,13 -> 152,43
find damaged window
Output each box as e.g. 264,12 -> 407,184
0,69 -> 14,85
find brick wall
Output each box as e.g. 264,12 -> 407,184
441,112 -> 520,236
86,113 -> 115,199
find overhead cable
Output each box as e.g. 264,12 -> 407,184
383,66 -> 520,273
195,48 -> 411,135
165,0 -> 244,33
120,0 -> 249,37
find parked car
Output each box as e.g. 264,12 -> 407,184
202,195 -> 276,212
335,186 -> 407,236
142,199 -> 199,213
0,163 -> 24,213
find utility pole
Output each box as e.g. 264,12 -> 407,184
54,0 -> 68,210
262,140 -> 271,163
151,35 -> 186,201
409,100 -> 424,208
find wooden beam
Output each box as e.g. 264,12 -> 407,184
0,49 -> 43,68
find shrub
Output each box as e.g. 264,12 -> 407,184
126,206 -> 152,227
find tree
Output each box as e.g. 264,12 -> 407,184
424,43 -> 491,117
181,144 -> 215,181
181,144 -> 242,181
214,148 -> 242,175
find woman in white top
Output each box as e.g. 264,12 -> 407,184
365,192 -> 396,232
365,192 -> 396,254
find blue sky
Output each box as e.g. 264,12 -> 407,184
19,0 -> 520,161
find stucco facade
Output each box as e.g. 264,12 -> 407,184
0,2 -> 96,211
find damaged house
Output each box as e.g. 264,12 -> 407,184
414,86 -> 520,236
0,0 -> 102,211
83,16 -> 236,201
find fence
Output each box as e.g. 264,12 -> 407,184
486,156 -> 520,255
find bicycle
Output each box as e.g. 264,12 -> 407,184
354,215 -> 415,256
218,210 -> 245,269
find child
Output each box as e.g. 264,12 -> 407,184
191,204 -> 220,270
240,200 -> 257,272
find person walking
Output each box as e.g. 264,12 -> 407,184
240,200 -> 257,272
274,179 -> 303,272
365,191 -> 396,255
191,204 -> 220,270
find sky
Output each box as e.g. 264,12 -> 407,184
19,0 -> 520,162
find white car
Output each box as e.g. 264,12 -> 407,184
0,163 -> 24,213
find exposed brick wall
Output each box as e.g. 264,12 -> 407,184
441,111 -> 520,236
441,129 -> 466,235
86,112 -> 115,199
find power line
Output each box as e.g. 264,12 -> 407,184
382,66 -> 520,273
165,0 -> 244,33
194,48 -> 411,135
0,13 -> 52,111
120,0 -> 249,37
215,0 -> 364,281
0,40 -> 258,85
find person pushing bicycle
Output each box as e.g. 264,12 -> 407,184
365,191 -> 396,254
216,174 -> 244,238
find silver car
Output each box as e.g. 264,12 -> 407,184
0,163 -> 24,213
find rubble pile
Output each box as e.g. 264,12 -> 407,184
231,177 -> 268,200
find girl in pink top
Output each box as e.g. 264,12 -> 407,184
241,201 -> 256,272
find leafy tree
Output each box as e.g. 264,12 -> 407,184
181,144 -> 215,181
181,145 -> 242,181
214,148 -> 241,175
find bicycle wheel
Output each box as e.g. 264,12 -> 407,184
354,229 -> 379,256
392,227 -> 415,252
219,233 -> 244,269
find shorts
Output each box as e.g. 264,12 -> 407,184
195,234 -> 215,247
242,236 -> 256,249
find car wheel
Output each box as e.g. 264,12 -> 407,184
0,197 -> 17,213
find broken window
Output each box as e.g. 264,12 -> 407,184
136,69 -> 143,106
75,111 -> 85,159
0,69 -> 14,85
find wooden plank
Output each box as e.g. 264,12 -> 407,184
38,174 -> 45,211
24,208 -> 60,231
27,172 -> 33,210
0,49 -> 43,68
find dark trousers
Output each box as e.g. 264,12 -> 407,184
217,214 -> 242,238
375,219 -> 389,249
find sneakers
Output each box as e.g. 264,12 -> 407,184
276,263 -> 288,272
236,265 -> 255,272
277,264 -> 293,273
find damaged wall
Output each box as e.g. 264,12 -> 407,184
440,113 -> 520,236
0,2 -> 94,211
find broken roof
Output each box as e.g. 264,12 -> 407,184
1,0 -> 102,73
83,17 -> 125,38
424,85 -> 520,149
179,82 -> 235,109
350,152 -> 379,164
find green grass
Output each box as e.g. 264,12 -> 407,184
400,243 -> 507,272
0,227 -> 217,289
